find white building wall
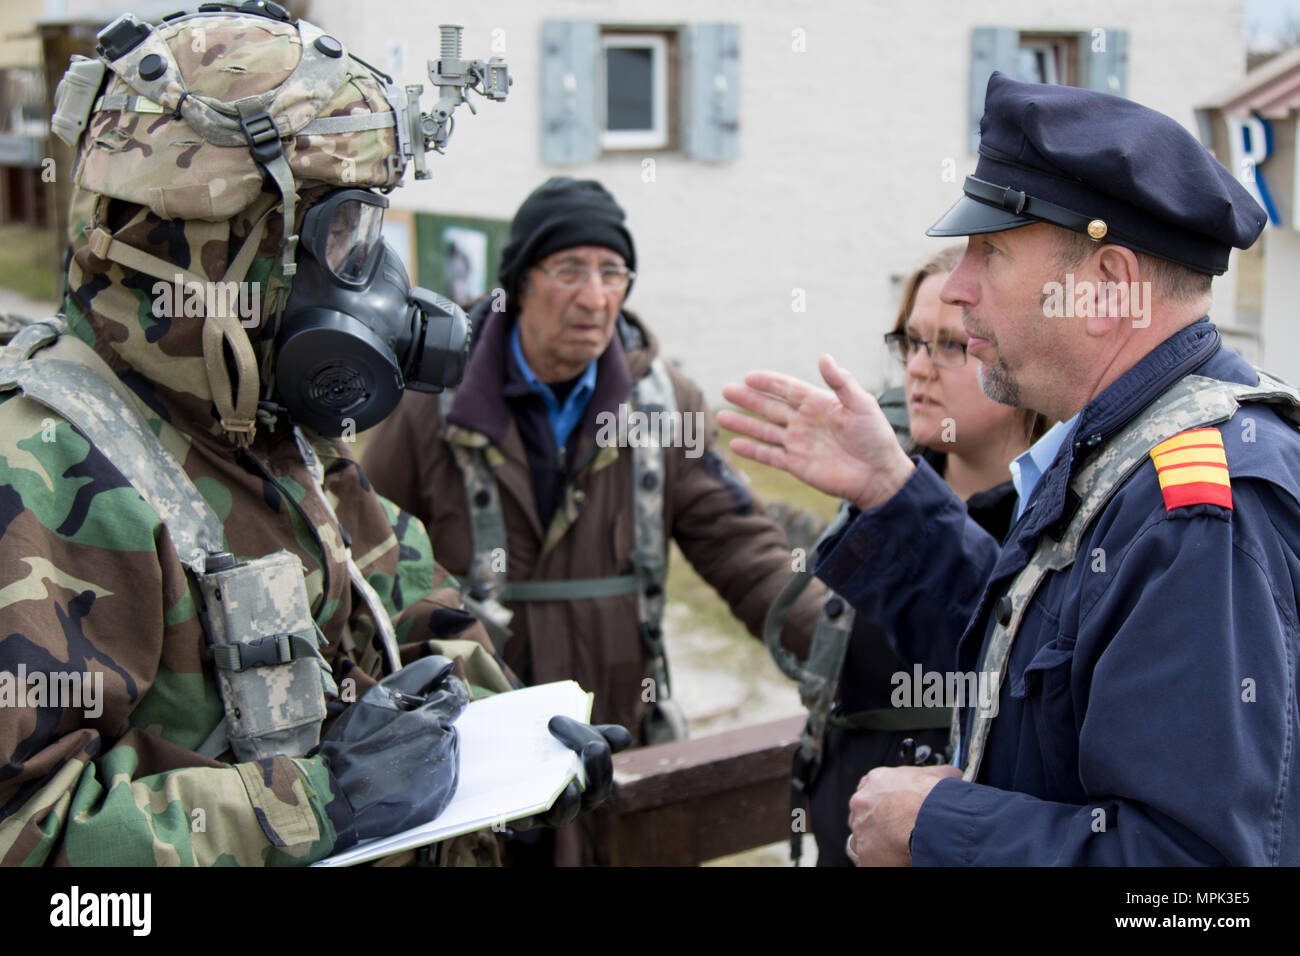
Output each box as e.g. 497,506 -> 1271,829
309,0 -> 1249,400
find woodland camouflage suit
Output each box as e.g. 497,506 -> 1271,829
0,12 -> 512,865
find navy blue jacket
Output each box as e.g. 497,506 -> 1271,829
816,319 -> 1300,865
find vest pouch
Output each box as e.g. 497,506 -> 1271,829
197,549 -> 332,761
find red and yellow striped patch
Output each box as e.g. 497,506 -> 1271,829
1149,428 -> 1232,511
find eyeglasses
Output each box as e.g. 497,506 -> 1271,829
884,331 -> 969,368
534,263 -> 636,290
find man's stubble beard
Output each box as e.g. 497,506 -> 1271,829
976,350 -> 1022,407
964,306 -> 1022,408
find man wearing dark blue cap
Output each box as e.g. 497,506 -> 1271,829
721,72 -> 1300,866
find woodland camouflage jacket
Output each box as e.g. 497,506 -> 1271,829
0,196 -> 510,866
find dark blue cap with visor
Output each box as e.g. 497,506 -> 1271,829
927,72 -> 1267,275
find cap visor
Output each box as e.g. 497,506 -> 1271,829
926,195 -> 1038,237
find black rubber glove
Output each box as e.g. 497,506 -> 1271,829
319,655 -> 468,848
534,716 -> 633,828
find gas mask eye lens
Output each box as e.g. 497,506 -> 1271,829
301,188 -> 390,289
323,199 -> 384,284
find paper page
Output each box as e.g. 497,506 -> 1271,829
314,680 -> 593,866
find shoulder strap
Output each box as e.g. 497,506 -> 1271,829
764,503 -> 856,705
440,389 -> 512,609
446,436 -> 516,652
439,386 -> 517,649
1230,369 -> 1300,424
3,321 -> 280,762
0,320 -> 224,568
957,370 -> 1299,780
628,357 -> 675,695
293,429 -> 403,675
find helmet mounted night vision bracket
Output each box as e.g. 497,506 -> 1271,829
396,24 -> 512,182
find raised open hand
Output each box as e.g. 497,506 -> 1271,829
718,354 -> 914,512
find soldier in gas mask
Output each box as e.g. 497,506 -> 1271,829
0,3 -> 626,866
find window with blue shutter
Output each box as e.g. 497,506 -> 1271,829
601,30 -> 674,151
540,20 -> 740,163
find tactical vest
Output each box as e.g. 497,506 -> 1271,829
956,369 -> 1300,780
0,318 -> 405,762
441,356 -> 688,743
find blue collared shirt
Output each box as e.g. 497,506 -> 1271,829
1008,414 -> 1078,521
510,324 -> 597,452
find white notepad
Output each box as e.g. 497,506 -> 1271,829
314,680 -> 593,867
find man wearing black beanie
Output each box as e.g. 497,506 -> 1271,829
364,178 -> 823,865
497,177 -> 636,303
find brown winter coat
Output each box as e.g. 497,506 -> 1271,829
364,307 -> 823,742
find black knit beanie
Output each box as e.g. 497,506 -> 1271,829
497,178 -> 636,302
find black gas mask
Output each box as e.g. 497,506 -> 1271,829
272,189 -> 470,436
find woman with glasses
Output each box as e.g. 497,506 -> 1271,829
808,245 -> 1046,866
883,245 -> 1045,502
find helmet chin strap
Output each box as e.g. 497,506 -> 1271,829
86,199 -> 279,447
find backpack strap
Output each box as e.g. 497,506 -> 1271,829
443,400 -> 516,653
763,504 -> 858,864
0,319 -> 223,566
628,358 -> 674,703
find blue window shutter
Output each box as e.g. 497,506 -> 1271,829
969,27 -> 1019,153
1081,28 -> 1128,98
685,23 -> 740,161
541,20 -> 599,164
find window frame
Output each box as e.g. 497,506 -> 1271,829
1016,33 -> 1079,87
599,31 -> 671,151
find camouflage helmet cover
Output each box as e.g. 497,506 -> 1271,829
75,10 -> 400,224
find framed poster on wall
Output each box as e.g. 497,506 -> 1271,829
414,212 -> 511,309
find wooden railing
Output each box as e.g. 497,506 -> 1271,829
605,714 -> 805,866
